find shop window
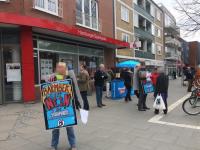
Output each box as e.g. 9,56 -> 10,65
121,5 -> 129,22
34,0 -> 60,16
76,0 -> 99,31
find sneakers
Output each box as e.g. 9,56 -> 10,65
50,147 -> 57,150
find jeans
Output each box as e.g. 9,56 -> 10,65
95,86 -> 103,106
51,127 -> 76,148
125,85 -> 132,101
80,91 -> 90,110
138,92 -> 147,109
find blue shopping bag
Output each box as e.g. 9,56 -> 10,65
143,81 -> 154,94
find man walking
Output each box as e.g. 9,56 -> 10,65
121,68 -> 133,102
137,62 -> 149,111
94,64 -> 108,108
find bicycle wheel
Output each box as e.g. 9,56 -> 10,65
182,97 -> 200,115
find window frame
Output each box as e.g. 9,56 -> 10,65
34,0 -> 59,16
121,5 -> 129,23
76,0 -> 99,31
122,33 -> 130,42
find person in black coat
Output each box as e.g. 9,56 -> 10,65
94,64 -> 108,108
154,67 -> 169,115
121,68 -> 133,102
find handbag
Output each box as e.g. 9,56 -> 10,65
153,94 -> 166,110
142,81 -> 154,94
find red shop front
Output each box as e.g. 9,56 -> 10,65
0,12 -> 129,104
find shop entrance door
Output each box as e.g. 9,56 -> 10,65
0,28 -> 22,104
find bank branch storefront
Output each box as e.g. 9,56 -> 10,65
0,13 -> 128,104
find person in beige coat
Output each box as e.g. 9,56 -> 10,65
78,64 -> 90,110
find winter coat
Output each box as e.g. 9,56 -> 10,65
94,70 -> 108,87
78,70 -> 90,92
155,73 -> 169,95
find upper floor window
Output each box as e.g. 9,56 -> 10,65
156,10 -> 161,21
122,33 -> 130,42
34,0 -> 60,16
121,5 -> 129,22
76,0 -> 99,31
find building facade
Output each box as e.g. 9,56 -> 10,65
189,41 -> 200,68
159,4 -> 182,75
134,0 -> 164,68
114,0 -> 134,60
0,0 -> 129,104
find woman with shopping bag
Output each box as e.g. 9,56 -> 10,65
154,67 -> 169,115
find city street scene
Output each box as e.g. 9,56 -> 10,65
0,0 -> 200,150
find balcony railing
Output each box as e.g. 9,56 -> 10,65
134,27 -> 154,40
165,36 -> 181,48
135,50 -> 155,59
76,10 -> 101,32
33,0 -> 63,17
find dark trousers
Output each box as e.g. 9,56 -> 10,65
80,91 -> 90,110
187,79 -> 193,92
134,90 -> 139,98
155,93 -> 168,114
95,86 -> 103,106
125,85 -> 132,101
138,92 -> 147,109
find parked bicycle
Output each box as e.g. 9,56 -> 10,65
182,88 -> 200,115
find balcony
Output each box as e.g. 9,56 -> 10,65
165,36 -> 181,48
76,10 -> 101,32
134,4 -> 154,22
135,50 -> 155,59
135,27 -> 154,40
33,0 -> 63,17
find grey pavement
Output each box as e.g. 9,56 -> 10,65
0,78 -> 200,150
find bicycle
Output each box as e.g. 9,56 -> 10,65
182,88 -> 200,115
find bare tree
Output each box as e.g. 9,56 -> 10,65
176,0 -> 200,32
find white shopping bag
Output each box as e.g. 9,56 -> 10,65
153,95 -> 166,110
80,109 -> 89,124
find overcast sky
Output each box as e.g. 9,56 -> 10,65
154,0 -> 200,42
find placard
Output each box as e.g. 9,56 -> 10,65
6,63 -> 21,82
41,79 -> 77,130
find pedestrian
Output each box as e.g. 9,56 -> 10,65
150,68 -> 159,97
133,65 -> 140,99
172,71 -> 176,80
94,64 -> 108,108
78,64 -> 90,110
121,68 -> 133,102
137,61 -> 150,111
49,62 -> 81,150
154,67 -> 169,115
186,67 -> 194,92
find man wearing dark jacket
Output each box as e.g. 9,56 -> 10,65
121,68 -> 133,102
137,62 -> 149,111
94,64 -> 108,108
154,67 -> 169,114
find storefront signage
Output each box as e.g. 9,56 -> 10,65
77,30 -> 107,41
6,63 -> 21,82
41,79 -> 77,130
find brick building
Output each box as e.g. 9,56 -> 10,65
0,0 -> 129,104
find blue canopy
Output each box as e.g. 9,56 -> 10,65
116,60 -> 140,68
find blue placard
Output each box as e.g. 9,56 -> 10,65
41,79 -> 77,130
143,82 -> 154,94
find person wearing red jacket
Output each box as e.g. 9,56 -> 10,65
151,68 -> 159,87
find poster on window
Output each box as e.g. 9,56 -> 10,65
6,63 -> 21,82
41,79 -> 77,130
41,59 -> 53,80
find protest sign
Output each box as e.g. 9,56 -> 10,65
41,79 -> 77,130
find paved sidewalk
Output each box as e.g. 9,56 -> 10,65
0,78 -> 200,150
